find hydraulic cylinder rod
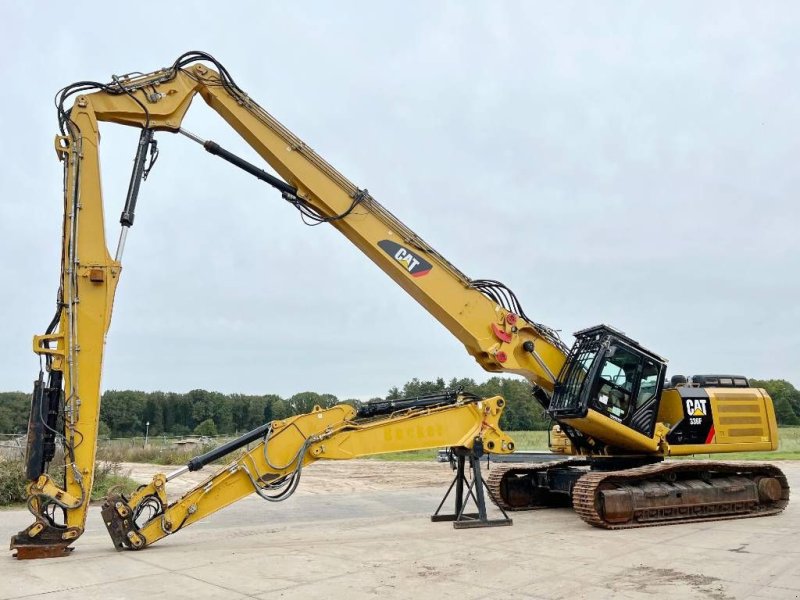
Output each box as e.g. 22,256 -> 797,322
178,128 -> 297,196
185,422 -> 271,473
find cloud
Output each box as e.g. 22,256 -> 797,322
0,1 -> 797,397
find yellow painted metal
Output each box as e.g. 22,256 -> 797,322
711,387 -> 779,449
124,396 -> 511,549
548,424 -> 574,455
27,476 -> 81,508
312,396 -> 511,459
564,386 -> 780,456
667,387 -> 779,456
76,67 -> 567,392
562,409 -> 662,454
55,100 -> 124,535
655,388 -> 685,429
17,100 -> 124,547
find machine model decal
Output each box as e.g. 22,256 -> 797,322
378,240 -> 432,277
666,389 -> 715,445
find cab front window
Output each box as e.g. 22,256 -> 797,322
591,346 -> 641,421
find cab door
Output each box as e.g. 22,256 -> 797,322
587,344 -> 664,438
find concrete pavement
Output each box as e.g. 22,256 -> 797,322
1,460 -> 798,599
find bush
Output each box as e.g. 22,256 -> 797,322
0,458 -> 139,506
91,461 -> 138,501
98,421 -> 112,439
0,459 -> 28,504
194,419 -> 218,437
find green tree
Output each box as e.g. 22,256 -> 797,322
171,393 -> 194,433
98,421 -> 111,438
210,392 -> 234,433
229,394 -> 250,431
0,392 -> 29,434
249,395 -> 275,428
340,398 -> 363,411
172,424 -> 191,437
8,374 -> 797,438
271,397 -> 293,420
400,378 -> 446,398
447,377 -> 478,392
188,389 -> 213,426
100,390 -> 146,436
473,377 -> 547,430
194,418 -> 218,437
143,392 -> 166,436
289,392 -> 338,415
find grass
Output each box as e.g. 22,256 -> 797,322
96,438 -> 217,465
503,429 -> 800,460
89,461 -> 139,500
689,427 -> 800,461
505,430 -> 549,450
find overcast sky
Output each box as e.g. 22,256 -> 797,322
0,2 -> 797,399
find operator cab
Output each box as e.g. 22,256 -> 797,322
549,325 -> 667,438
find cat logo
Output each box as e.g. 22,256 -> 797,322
685,398 -> 708,417
377,240 -> 432,278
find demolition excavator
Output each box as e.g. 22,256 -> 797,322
10,52 -> 788,558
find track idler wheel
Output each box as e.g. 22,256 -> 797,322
757,477 -> 783,503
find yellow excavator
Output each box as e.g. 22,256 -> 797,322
10,52 -> 788,558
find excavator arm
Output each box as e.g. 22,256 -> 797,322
102,394 -> 512,551
11,52 -> 561,558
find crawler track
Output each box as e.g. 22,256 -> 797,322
573,461 -> 789,529
488,459 -> 789,529
487,459 -> 582,511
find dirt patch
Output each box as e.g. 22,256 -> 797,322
122,459 -> 455,499
610,566 -> 733,600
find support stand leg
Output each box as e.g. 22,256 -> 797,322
431,447 -> 512,529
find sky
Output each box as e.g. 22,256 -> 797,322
0,2 -> 797,399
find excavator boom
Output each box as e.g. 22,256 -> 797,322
12,51 -> 566,557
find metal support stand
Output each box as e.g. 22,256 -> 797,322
431,444 -> 512,529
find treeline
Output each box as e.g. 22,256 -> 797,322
0,377 -> 547,437
1,378 -> 799,437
